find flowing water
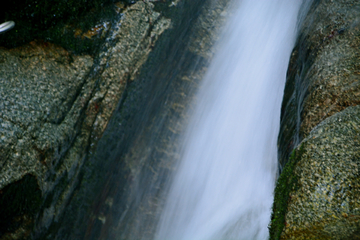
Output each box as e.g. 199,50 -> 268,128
155,1 -> 305,239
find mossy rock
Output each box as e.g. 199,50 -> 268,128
274,1 -> 360,238
272,105 -> 360,239
269,144 -> 305,240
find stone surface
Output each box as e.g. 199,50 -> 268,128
278,0 -> 360,167
0,41 -> 93,239
281,106 -> 360,239
0,1 -> 170,239
70,0 -> 234,239
187,0 -> 231,59
271,0 -> 360,239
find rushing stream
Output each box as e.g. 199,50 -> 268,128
154,1 -> 304,239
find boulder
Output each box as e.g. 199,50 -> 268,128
272,106 -> 360,239
271,0 -> 360,239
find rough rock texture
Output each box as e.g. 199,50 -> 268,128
272,106 -> 360,239
18,0 -> 235,238
0,1 -> 170,239
278,0 -> 360,167
0,42 -> 93,240
282,106 -> 360,239
271,0 -> 360,239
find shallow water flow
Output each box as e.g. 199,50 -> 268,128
155,1 -> 303,239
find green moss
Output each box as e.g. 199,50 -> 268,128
269,144 -> 305,240
0,174 -> 42,236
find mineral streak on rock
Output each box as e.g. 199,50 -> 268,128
0,1 -> 170,239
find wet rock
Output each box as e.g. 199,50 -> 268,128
271,0 -> 360,239
64,0 -> 234,239
0,1 -> 170,239
188,0 -> 230,59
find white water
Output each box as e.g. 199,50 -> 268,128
155,1 -> 303,239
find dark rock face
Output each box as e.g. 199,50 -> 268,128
0,0 -> 117,53
0,1 -> 171,239
0,175 -> 42,239
271,0 -> 360,239
0,0 -> 232,238
0,41 -> 93,239
60,0 -> 233,239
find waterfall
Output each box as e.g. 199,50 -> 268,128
155,1 -> 304,239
